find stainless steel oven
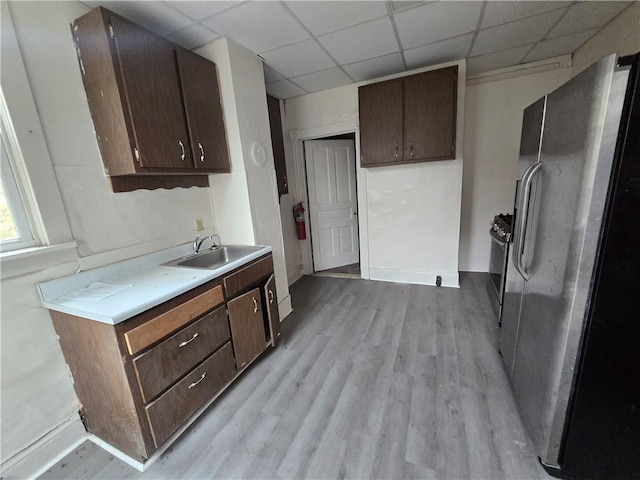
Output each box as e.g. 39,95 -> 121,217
488,214 -> 512,322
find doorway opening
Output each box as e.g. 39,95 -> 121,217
303,133 -> 360,278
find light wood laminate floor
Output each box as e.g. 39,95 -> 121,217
40,274 -> 550,479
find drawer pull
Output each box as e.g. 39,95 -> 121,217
269,289 -> 274,304
198,142 -> 205,162
188,372 -> 206,389
252,297 -> 258,313
178,332 -> 199,348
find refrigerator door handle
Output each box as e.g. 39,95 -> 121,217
516,162 -> 542,280
512,161 -> 538,278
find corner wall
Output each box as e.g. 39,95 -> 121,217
460,66 -> 572,271
572,3 -> 640,76
196,38 -> 292,318
280,61 -> 466,287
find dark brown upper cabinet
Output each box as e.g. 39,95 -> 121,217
266,94 -> 288,196
177,49 -> 230,172
359,66 -> 457,168
71,7 -> 230,191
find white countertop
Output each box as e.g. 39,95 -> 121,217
37,243 -> 272,325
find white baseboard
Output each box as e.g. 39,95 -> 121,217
278,294 -> 293,321
1,417 -> 87,480
369,268 -> 460,288
287,266 -> 304,286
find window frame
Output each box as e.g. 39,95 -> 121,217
1,113 -> 37,252
0,2 -> 76,277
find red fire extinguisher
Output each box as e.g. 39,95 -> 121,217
293,202 -> 306,240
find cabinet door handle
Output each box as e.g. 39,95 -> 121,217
409,142 -> 415,158
269,289 -> 274,304
252,296 -> 258,313
179,140 -> 186,161
178,332 -> 199,347
198,142 -> 205,162
394,143 -> 399,159
188,372 -> 206,389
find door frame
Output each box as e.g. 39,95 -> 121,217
304,138 -> 360,273
288,120 -> 370,279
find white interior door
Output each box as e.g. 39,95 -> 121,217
305,139 -> 359,272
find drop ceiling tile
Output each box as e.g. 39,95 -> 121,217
165,1 -> 240,21
394,2 -> 482,50
290,68 -> 352,93
482,1 -> 571,28
203,1 -> 309,53
266,79 -> 307,99
285,1 -> 388,36
343,52 -> 406,81
263,64 -> 284,83
405,33 -> 473,69
261,39 -> 336,78
166,23 -> 219,49
547,1 -> 631,38
523,29 -> 598,63
318,17 -> 399,65
390,1 -> 425,12
87,1 -> 193,34
467,45 -> 532,74
472,9 -> 565,56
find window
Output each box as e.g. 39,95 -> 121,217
0,118 -> 36,252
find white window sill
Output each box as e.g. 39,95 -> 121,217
0,241 -> 78,279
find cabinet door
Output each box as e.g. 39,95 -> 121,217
358,79 -> 403,167
264,274 -> 280,347
109,15 -> 192,169
228,288 -> 267,369
176,49 -> 230,172
267,95 -> 288,196
403,66 -> 457,162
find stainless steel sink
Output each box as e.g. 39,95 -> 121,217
165,245 -> 264,269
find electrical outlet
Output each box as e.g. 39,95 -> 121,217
195,219 -> 204,232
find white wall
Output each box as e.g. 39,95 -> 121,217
460,66 -> 572,271
2,2 -> 219,476
1,2 -> 288,477
572,2 -> 640,76
197,38 -> 292,319
280,62 -> 466,288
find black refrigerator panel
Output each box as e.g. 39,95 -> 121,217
559,54 -> 640,480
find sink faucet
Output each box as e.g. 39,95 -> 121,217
193,235 -> 216,254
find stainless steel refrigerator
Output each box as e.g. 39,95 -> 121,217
500,52 -> 639,479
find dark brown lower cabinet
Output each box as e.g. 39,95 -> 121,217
145,343 -> 236,447
265,274 -> 280,346
228,288 -> 267,369
48,253 -> 281,465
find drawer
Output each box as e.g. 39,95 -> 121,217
145,342 -> 236,448
124,285 -> 223,355
133,306 -> 230,403
223,255 -> 273,298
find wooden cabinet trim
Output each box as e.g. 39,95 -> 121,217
124,285 -> 224,355
223,255 -> 274,298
